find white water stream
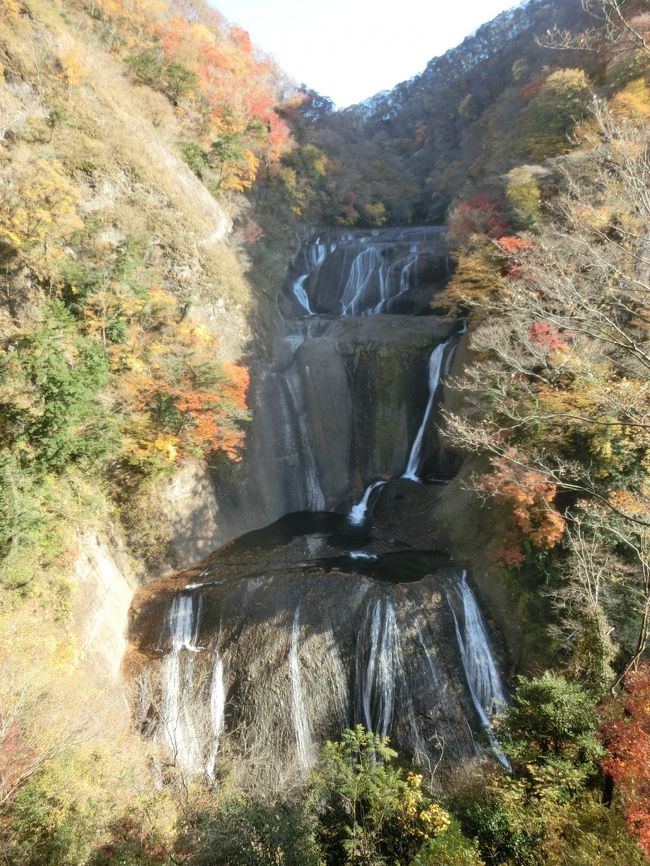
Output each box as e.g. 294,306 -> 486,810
348,480 -> 387,525
450,572 -> 510,768
160,594 -> 204,773
402,340 -> 450,481
356,596 -> 401,739
290,606 -> 315,773
291,240 -> 336,314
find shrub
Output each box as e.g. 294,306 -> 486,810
1,301 -> 119,473
184,798 -> 322,866
311,726 -> 467,866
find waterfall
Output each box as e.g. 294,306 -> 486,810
415,618 -> 444,694
292,274 -> 313,315
340,247 -> 384,315
356,596 -> 401,739
374,244 -> 418,314
160,594 -> 205,773
133,225 -> 515,780
290,607 -> 315,773
282,368 -> 326,511
402,340 -> 449,481
449,572 -> 510,768
348,480 -> 386,525
206,655 -> 226,783
168,593 -> 203,652
291,240 -> 336,314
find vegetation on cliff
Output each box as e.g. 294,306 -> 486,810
1,0 -> 650,864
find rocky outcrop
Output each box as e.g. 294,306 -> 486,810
127,516 -> 508,790
73,529 -> 136,689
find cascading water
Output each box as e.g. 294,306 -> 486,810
159,594 -> 204,773
402,340 -> 451,481
138,557 -> 508,781
348,480 -> 386,526
291,239 -> 337,314
356,596 -> 401,738
282,367 -> 326,511
131,225 -> 512,786
340,247 -> 385,315
373,243 -> 418,314
285,226 -> 450,318
449,572 -> 510,769
206,655 -> 225,782
290,606 -> 316,773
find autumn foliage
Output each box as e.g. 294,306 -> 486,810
602,663 -> 650,856
480,456 -> 566,551
80,0 -> 290,187
448,193 -> 508,243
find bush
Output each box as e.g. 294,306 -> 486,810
184,798 -> 322,866
126,50 -> 164,87
311,726 -> 467,866
412,820 -> 485,866
498,672 -> 603,791
1,302 -> 118,473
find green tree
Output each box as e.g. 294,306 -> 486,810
311,726 -> 476,866
1,302 -> 118,473
498,673 -> 603,792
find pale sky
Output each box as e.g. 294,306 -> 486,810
212,0 -> 520,108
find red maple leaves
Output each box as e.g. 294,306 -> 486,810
602,663 -> 650,856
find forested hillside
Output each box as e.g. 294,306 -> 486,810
1,0 -> 650,864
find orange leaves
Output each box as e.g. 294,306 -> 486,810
221,362 -> 249,412
496,235 -> 531,255
602,663 -> 650,856
85,0 -> 291,176
528,321 -> 568,351
480,456 -> 566,549
496,234 -> 532,279
448,193 -> 508,243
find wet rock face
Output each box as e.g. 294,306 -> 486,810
280,227 -> 451,319
126,226 -> 513,790
128,516 -> 508,788
199,227 -> 458,547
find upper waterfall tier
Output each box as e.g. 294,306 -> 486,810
176,227 -> 460,551
281,227 -> 450,318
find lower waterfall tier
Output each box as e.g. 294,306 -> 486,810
127,514 -> 508,789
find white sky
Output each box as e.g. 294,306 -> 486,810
212,0 -> 520,108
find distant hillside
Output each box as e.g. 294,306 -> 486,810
273,0 -> 647,226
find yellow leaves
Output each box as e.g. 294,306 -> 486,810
437,246 -> 504,317
280,167 -> 297,191
611,78 -> 650,121
398,772 -> 453,841
505,166 -> 541,228
152,433 -> 178,462
608,490 -> 650,521
188,22 -> 215,48
59,47 -> 85,88
418,803 -> 452,836
0,0 -> 21,20
176,321 -> 215,348
221,148 -> 259,192
0,157 -> 83,261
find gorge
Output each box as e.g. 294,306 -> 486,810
2,0 -> 648,861
128,227 -> 509,787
